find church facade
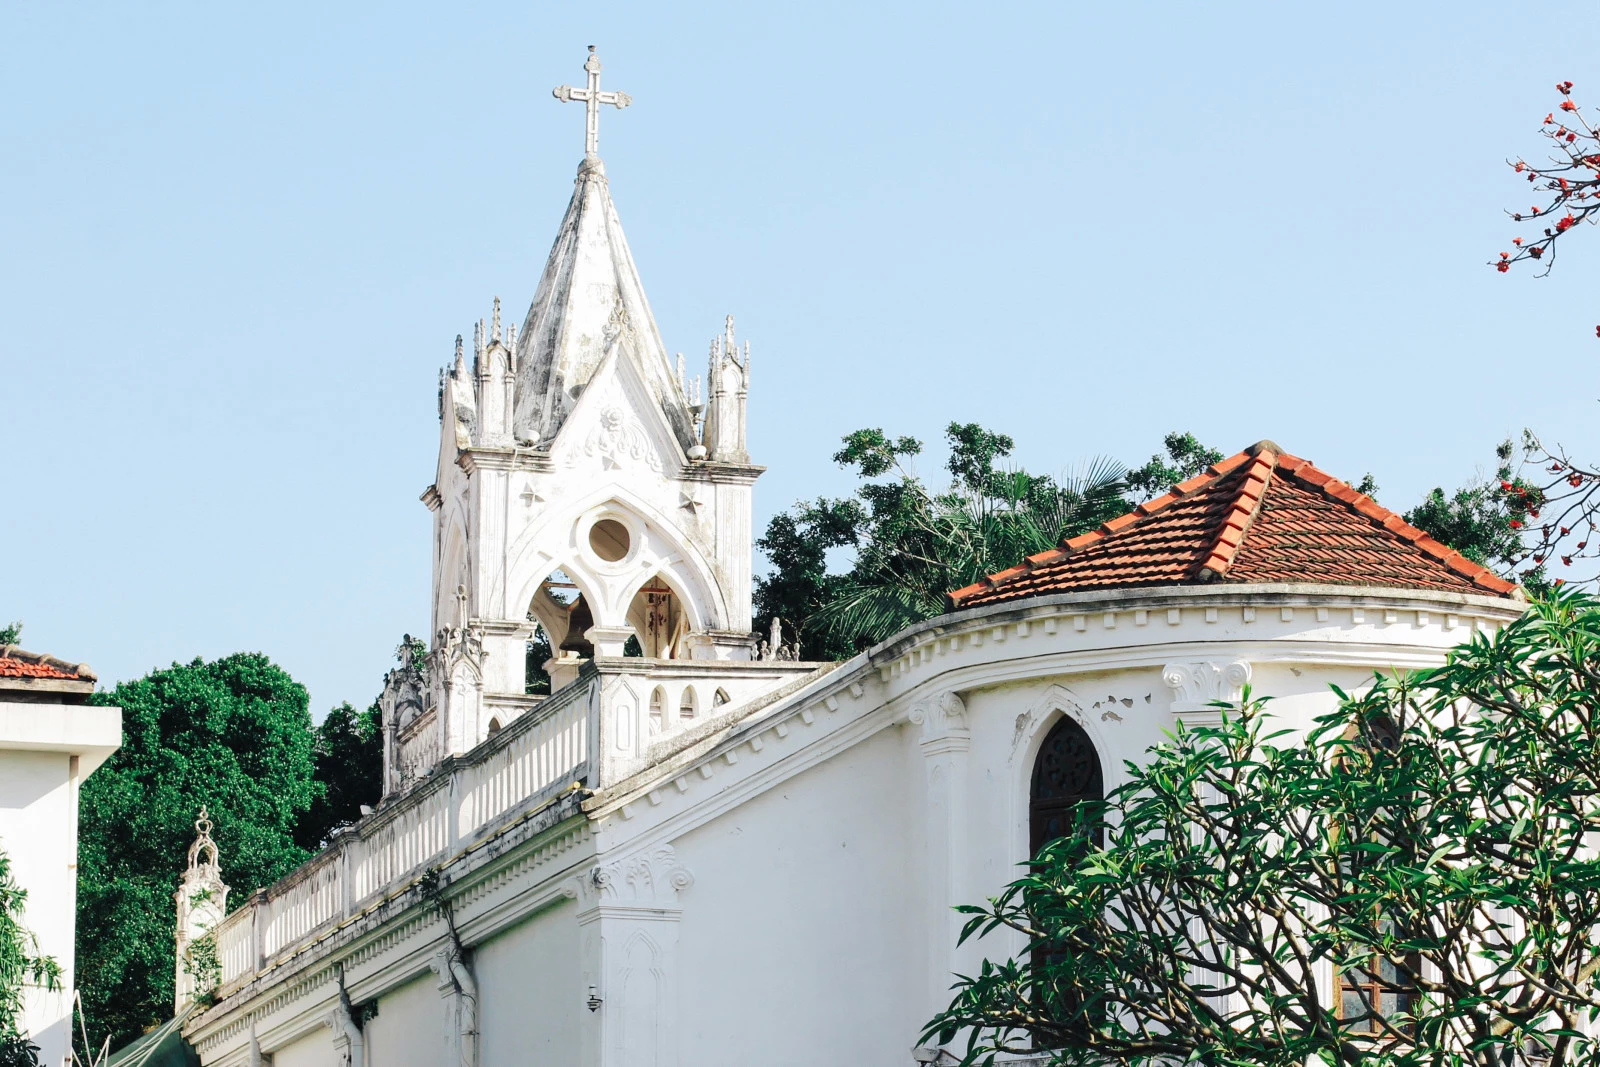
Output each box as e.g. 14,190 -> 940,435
169,51 -> 1525,1067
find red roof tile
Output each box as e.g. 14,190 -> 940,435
948,441 -> 1519,609
0,648 -> 90,681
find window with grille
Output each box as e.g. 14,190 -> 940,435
1030,717 -> 1104,856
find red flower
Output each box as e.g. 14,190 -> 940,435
1562,100 -> 1578,112
1513,237 -> 1523,245
1531,246 -> 1545,258
1535,554 -> 1545,563
1563,556 -> 1573,566
1569,133 -> 1579,143
1546,113 -> 1556,124
1497,261 -> 1510,272
1502,480 -> 1515,490
1510,519 -> 1523,528
1558,215 -> 1577,231
1574,473 -> 1587,485
1561,526 -> 1571,535
1556,578 -> 1567,587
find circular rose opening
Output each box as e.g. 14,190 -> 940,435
588,519 -> 631,562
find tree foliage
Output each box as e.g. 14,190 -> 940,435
1124,432 -> 1223,499
929,591 -> 1600,1067
294,700 -> 382,852
0,848 -> 58,1067
755,423 -> 1130,658
76,653 -> 317,1050
0,623 -> 19,647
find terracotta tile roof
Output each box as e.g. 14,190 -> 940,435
948,441 -> 1519,609
0,647 -> 93,681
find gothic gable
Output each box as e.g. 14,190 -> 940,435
549,336 -> 686,480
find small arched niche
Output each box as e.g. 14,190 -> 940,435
713,688 -> 730,709
679,686 -> 697,722
649,686 -> 666,735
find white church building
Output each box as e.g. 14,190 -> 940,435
165,50 -> 1525,1067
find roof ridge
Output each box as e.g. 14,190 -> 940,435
1271,453 -> 1519,597
947,448 -> 1258,607
1194,449 -> 1277,582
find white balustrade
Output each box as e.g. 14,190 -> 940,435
212,685 -> 595,989
261,850 -> 342,958
214,907 -> 254,987
455,692 -> 589,840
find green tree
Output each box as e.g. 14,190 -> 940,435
927,591 -> 1600,1067
0,848 -> 59,1067
1406,439 -> 1552,593
76,653 -> 317,1049
0,623 -> 19,647
294,701 -> 382,851
755,423 -> 1127,658
1124,431 -> 1223,498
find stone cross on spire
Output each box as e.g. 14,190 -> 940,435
552,46 -> 632,159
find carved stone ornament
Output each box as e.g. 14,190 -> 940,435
1162,659 -> 1253,715
908,690 -> 969,743
577,844 -> 694,912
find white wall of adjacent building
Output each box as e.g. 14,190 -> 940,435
0,697 -> 120,1067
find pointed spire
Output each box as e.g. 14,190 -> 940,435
454,334 -> 467,376
512,145 -> 699,450
491,297 -> 502,344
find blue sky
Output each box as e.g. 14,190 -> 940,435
5,1 -> 1598,714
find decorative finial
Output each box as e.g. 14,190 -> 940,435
454,333 -> 464,368
552,46 -> 632,159
474,319 -> 485,358
185,806 -> 220,873
491,297 -> 502,343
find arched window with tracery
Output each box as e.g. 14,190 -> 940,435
1029,717 -> 1104,858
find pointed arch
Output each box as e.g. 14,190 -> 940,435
1029,716 -> 1104,856
505,481 -> 730,635
678,686 -> 697,722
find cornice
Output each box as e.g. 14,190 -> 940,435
679,462 -> 765,485
184,792 -> 592,1053
420,484 -> 442,512
456,446 -> 556,474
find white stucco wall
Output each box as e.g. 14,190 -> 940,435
673,725 -> 922,1067
0,750 -> 77,1066
266,1025 -> 332,1067
476,899 -> 582,1065
0,699 -> 118,1067
365,972 -> 439,1066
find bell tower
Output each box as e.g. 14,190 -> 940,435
383,48 -> 763,793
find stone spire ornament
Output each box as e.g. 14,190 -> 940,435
513,47 -> 701,451
552,45 -> 632,160
174,807 -> 230,1011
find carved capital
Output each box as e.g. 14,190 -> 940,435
1162,660 -> 1252,716
908,691 -> 968,745
577,844 -> 694,913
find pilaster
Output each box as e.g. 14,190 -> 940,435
907,691 -> 972,1024
575,844 -> 694,1067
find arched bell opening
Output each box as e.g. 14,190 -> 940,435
624,572 -> 692,660
527,566 -> 602,691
